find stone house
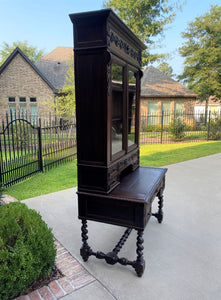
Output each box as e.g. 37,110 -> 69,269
140,66 -> 198,125
0,47 -> 73,122
0,47 -> 56,121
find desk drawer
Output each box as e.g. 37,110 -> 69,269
78,194 -> 148,230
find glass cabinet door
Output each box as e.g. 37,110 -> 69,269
128,70 -> 136,147
111,63 -> 124,156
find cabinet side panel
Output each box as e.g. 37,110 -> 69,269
75,51 -> 107,164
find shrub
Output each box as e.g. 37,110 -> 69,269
0,202 -> 56,300
169,115 -> 186,140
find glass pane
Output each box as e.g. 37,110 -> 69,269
19,105 -> 27,119
174,102 -> 184,121
175,102 -> 184,114
111,63 -> 123,156
148,102 -> 158,125
30,106 -> 38,125
162,102 -> 171,125
128,70 -> 136,147
9,105 -> 16,121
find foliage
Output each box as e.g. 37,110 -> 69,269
103,0 -> 183,65
0,41 -> 45,65
209,114 -> 221,140
46,55 -> 75,120
178,5 -> 221,102
0,202 -> 56,300
0,184 -> 4,206
169,115 -> 186,140
141,123 -> 169,133
156,62 -> 175,77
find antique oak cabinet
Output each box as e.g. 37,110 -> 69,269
70,9 -> 167,277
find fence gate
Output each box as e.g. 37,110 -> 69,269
0,118 -> 41,187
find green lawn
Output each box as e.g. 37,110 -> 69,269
4,141 -> 221,201
4,160 -> 77,201
140,141 -> 221,166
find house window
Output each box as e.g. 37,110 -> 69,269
8,97 -> 15,102
148,102 -> 158,125
174,102 -> 184,121
19,97 -> 26,102
162,102 -> 171,125
30,97 -> 37,102
19,105 -> 27,119
30,106 -> 38,125
175,102 -> 184,114
8,105 -> 16,120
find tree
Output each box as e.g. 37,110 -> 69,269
46,55 -> 75,120
103,0 -> 183,65
0,41 -> 45,64
156,62 -> 175,77
178,5 -> 221,118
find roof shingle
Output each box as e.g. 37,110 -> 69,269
141,66 -> 198,98
41,47 -> 73,62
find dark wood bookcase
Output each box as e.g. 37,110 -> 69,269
70,9 -> 167,277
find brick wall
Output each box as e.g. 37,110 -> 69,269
0,53 -> 55,117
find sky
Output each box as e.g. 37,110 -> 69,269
0,0 -> 220,77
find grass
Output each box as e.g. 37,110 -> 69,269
4,160 -> 77,201
140,140 -> 221,167
140,130 -> 207,140
4,141 -> 221,201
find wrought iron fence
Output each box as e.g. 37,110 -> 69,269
1,110 -> 221,187
140,110 -> 221,144
0,113 -> 76,187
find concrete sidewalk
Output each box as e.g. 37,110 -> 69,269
23,153 -> 221,300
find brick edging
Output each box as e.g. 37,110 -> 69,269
15,240 -> 95,300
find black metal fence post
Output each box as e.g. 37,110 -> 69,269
160,111 -> 164,144
37,120 -> 43,172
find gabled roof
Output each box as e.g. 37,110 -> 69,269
40,47 -> 73,62
141,66 -> 198,98
35,47 -> 73,91
35,59 -> 70,91
0,47 -> 57,92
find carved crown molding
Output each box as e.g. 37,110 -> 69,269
110,31 -> 142,66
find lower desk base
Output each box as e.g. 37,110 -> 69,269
80,193 -> 164,277
78,166 -> 167,277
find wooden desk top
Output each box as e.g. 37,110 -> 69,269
111,166 -> 167,203
78,166 -> 167,204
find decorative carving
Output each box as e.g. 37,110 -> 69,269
110,31 -> 142,66
107,62 -> 111,96
107,150 -> 139,189
152,178 -> 165,223
107,23 -> 111,47
133,230 -> 145,277
112,228 -> 132,255
80,219 -> 92,261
